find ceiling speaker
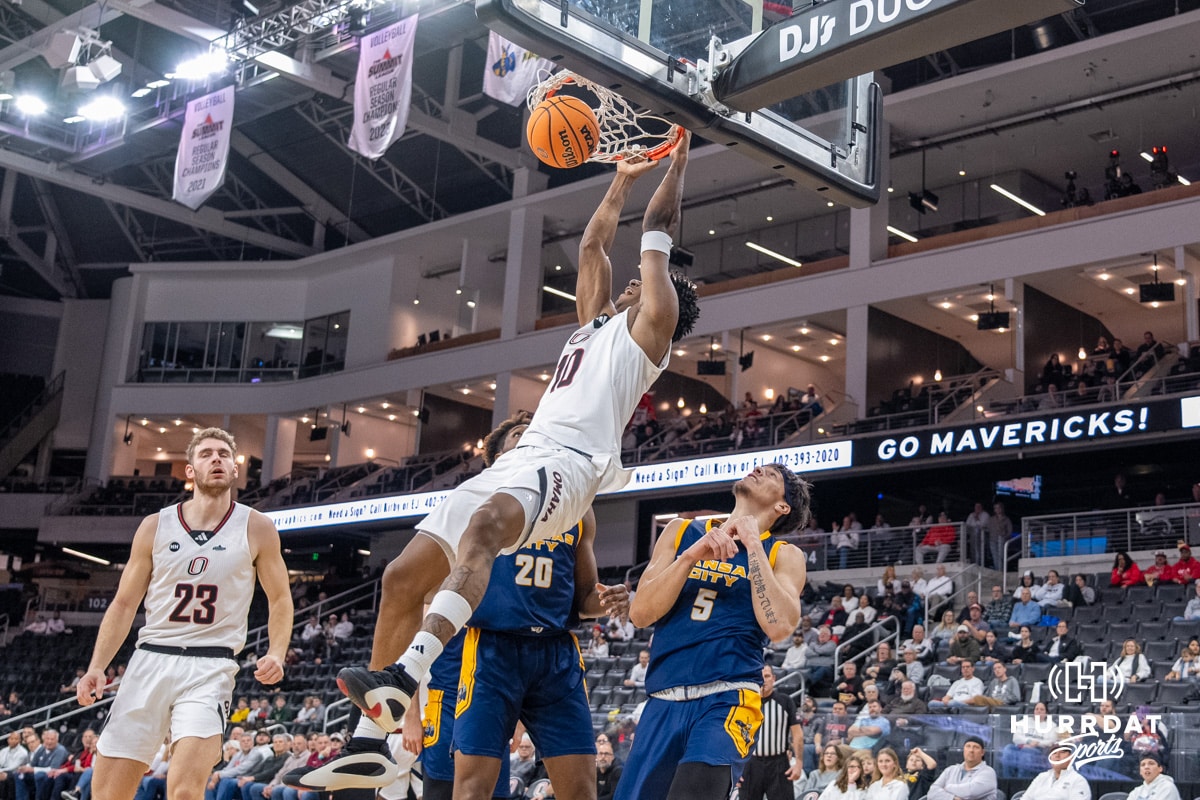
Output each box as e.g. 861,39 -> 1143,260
43,32 -> 81,69
88,54 -> 122,83
61,65 -> 100,91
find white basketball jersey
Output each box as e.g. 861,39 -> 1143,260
524,309 -> 668,460
138,501 -> 256,652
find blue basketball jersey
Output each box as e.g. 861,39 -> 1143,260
468,520 -> 583,634
645,519 -> 789,693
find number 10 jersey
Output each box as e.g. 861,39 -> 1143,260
138,501 -> 256,652
523,309 -> 668,463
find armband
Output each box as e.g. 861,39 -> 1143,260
640,230 -> 673,257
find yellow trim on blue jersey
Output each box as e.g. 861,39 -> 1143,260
422,688 -> 444,748
456,627 -> 481,717
767,539 -> 789,569
674,519 -> 690,553
571,632 -> 589,703
723,689 -> 764,758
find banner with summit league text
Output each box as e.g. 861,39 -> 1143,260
348,14 -> 417,159
173,86 -> 234,210
482,31 -> 555,107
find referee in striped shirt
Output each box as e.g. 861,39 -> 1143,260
739,665 -> 803,800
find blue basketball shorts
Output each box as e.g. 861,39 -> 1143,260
421,687 -> 509,796
454,628 -> 595,759
613,689 -> 763,800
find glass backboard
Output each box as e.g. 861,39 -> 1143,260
477,0 -> 881,207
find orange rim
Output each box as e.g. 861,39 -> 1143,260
611,125 -> 685,163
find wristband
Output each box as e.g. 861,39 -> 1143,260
640,230 -> 673,257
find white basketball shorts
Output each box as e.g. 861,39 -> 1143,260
96,648 -> 238,764
417,442 -> 602,560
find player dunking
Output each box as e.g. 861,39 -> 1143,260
614,465 -> 809,800
401,413 -> 628,800
77,428 -> 293,800
284,136 -> 692,790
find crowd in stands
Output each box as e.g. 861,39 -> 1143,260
617,386 -> 825,463
790,499 -> 1018,573
11,518 -> 1200,799
765,552 -> 1200,798
1018,330 -> 1200,413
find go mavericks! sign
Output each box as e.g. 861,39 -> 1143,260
860,398 -> 1182,466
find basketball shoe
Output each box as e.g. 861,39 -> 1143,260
337,664 -> 419,733
283,737 -> 397,791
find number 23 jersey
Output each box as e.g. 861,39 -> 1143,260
645,518 -> 789,693
138,501 -> 256,652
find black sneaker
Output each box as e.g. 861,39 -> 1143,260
337,664 -> 418,733
282,737 -> 397,791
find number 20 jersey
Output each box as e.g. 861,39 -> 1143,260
523,309 -> 668,463
138,501 -> 256,652
645,518 -> 789,694
467,520 -> 582,634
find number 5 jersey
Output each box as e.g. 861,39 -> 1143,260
646,518 -> 790,693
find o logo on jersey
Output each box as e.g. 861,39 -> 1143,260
169,542 -> 181,552
187,556 -> 209,576
568,330 -> 593,345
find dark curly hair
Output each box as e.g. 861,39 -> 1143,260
481,410 -> 532,467
771,462 -> 812,536
671,271 -> 700,342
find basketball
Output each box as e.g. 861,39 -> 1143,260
526,95 -> 599,169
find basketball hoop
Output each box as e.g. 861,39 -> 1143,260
528,70 -> 684,163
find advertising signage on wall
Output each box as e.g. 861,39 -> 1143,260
267,440 -> 853,532
860,398 -> 1184,466
266,396 -> 1200,533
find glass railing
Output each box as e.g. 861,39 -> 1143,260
134,365 -> 303,383
1022,502 -> 1200,560
793,522 -> 968,573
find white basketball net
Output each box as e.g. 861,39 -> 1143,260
528,70 -> 684,163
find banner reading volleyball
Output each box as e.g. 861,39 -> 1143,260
482,31 -> 555,107
173,86 -> 234,210
348,14 -> 417,159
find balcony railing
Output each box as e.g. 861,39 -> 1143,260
1022,502 -> 1200,562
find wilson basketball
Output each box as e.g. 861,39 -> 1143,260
526,96 -> 599,169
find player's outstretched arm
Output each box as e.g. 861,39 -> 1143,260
572,510 -> 629,619
400,688 -> 424,755
78,515 -> 157,705
249,512 -> 294,685
629,515 -> 735,628
629,132 -> 690,365
576,159 -> 659,326
728,516 -> 804,642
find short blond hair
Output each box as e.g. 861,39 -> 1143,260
187,427 -> 237,463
